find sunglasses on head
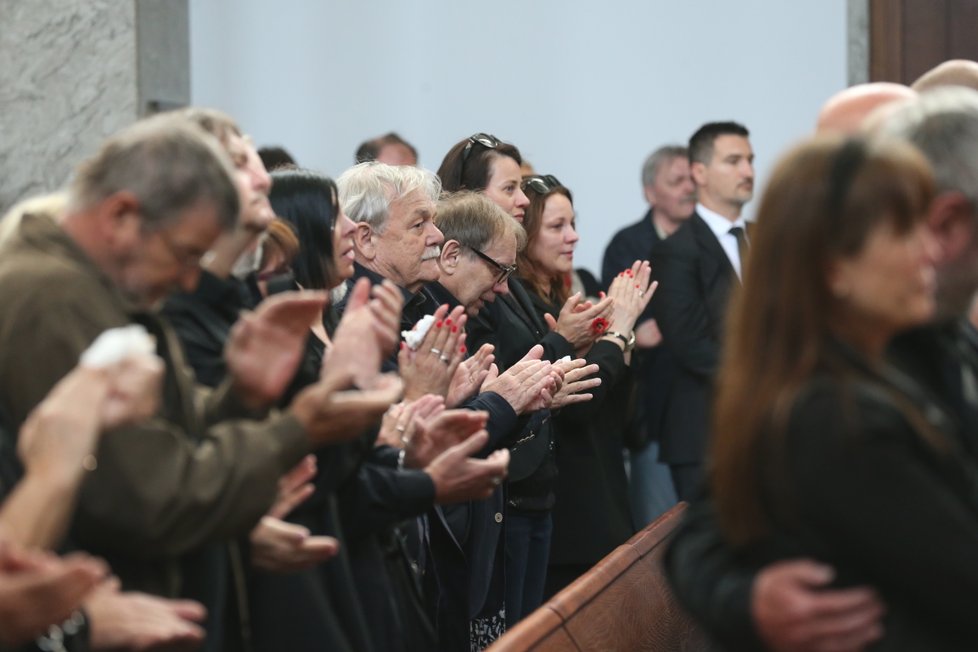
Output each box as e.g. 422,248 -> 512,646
521,174 -> 562,195
462,133 -> 501,163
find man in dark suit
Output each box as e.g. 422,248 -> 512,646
602,144 -> 696,525
650,121 -> 755,500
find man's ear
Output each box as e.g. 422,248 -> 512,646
690,161 -> 707,187
643,184 -> 657,207
354,222 -> 376,260
439,239 -> 462,276
928,191 -> 976,262
97,191 -> 142,251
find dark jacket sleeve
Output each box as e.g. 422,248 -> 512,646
651,236 -> 720,379
460,391 -> 519,455
0,278 -> 310,559
336,457 -> 437,545
556,340 -> 627,424
781,386 -> 978,641
663,498 -> 766,651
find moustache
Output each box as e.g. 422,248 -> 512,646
421,245 -> 441,261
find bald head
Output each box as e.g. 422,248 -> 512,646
815,82 -> 917,135
912,59 -> 978,93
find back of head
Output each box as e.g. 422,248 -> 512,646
268,168 -> 339,290
435,191 -> 526,253
258,146 -> 297,171
712,135 -> 934,544
688,121 -> 750,165
437,133 -> 522,192
355,132 -> 418,165
337,161 -> 441,231
815,82 -> 917,135
68,113 -> 240,232
878,86 -> 978,203
912,59 -> 978,92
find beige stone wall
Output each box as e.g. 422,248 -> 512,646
0,0 -> 188,214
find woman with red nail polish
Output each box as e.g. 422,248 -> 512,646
509,175 -> 655,605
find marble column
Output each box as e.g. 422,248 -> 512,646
0,0 -> 189,214
848,0 -> 870,85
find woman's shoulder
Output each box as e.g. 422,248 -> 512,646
789,374 -> 913,440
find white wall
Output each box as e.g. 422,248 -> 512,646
190,0 -> 848,280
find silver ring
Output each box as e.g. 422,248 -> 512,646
430,347 -> 442,356
491,476 -> 502,487
395,425 -> 406,433
439,354 -> 450,364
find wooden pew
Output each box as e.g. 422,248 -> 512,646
487,502 -> 710,652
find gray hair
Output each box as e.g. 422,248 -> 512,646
641,145 -> 689,188
67,113 -> 240,231
337,161 -> 441,232
435,191 -> 527,253
880,86 -> 978,204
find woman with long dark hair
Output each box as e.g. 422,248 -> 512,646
709,135 -> 978,648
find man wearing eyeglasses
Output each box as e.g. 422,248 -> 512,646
424,191 -> 595,650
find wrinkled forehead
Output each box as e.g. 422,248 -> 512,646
388,189 -> 435,223
484,231 -> 518,261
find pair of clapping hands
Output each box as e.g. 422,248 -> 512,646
549,260 -> 656,355
7,335 -> 204,650
377,397 -> 508,504
0,544 -> 207,651
398,305 -> 604,413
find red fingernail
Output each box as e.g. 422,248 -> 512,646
451,326 -> 458,333
445,318 -> 453,326
635,284 -> 640,288
436,320 -> 443,328
460,345 -> 467,354
400,341 -> 406,350
625,270 -> 633,276
599,291 -> 606,299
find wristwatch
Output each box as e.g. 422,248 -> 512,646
606,330 -> 636,352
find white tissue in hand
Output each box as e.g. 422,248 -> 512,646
558,356 -> 572,363
81,325 -> 156,368
401,314 -> 436,350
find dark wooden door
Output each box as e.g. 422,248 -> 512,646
871,0 -> 978,83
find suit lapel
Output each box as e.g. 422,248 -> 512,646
503,277 -> 548,338
690,212 -> 737,289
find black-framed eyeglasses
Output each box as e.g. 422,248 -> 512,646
462,133 -> 501,163
155,228 -> 207,270
467,246 -> 517,284
521,174 -> 562,195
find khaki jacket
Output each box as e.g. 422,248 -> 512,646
0,213 -> 309,596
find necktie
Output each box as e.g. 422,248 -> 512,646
729,225 -> 749,268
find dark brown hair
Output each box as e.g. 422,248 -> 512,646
437,134 -> 523,193
519,180 -> 574,307
710,136 -> 935,545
